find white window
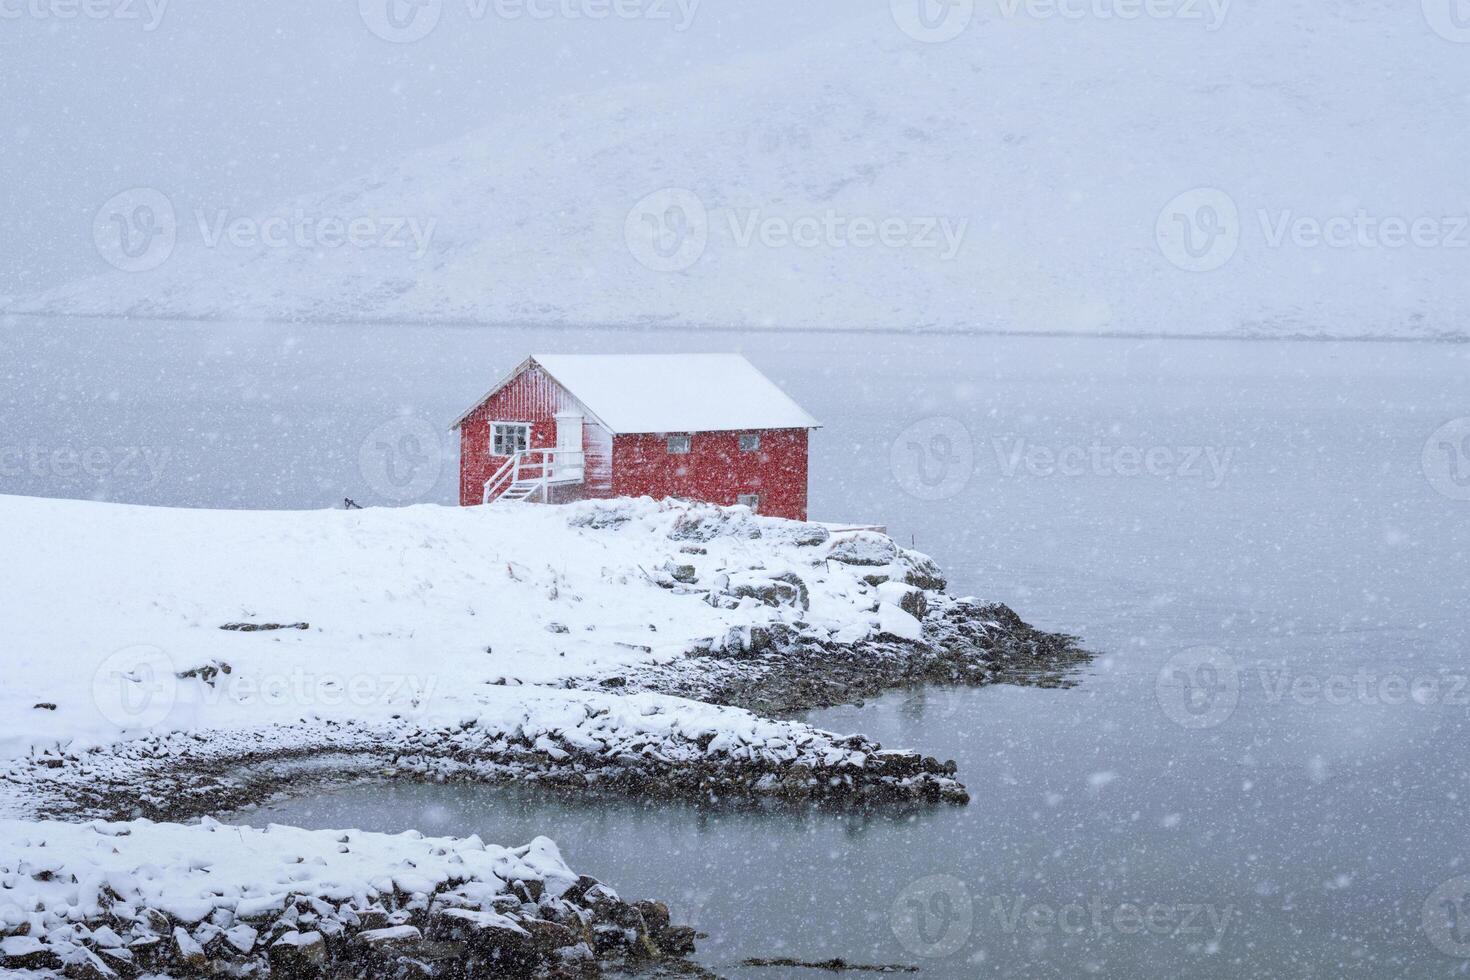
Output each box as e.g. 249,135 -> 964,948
491,422 -> 530,456
667,435 -> 692,454
739,433 -> 761,453
737,493 -> 761,512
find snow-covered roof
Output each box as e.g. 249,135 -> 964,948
454,354 -> 821,434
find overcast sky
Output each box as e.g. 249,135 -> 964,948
0,0 -> 872,298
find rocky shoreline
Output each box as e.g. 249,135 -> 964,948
582,595 -> 1091,719
0,819 -> 702,979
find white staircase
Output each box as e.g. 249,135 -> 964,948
498,480 -> 544,503
483,447 -> 585,505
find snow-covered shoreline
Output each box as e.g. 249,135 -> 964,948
0,817 -> 696,977
1,493 -> 1089,975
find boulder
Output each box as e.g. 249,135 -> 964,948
2,936 -> 62,971
899,549 -> 947,591
268,930 -> 326,978
877,582 -> 927,620
826,532 -> 899,567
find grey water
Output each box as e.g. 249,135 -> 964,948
7,317 -> 1470,977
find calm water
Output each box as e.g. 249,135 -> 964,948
8,317 -> 1470,976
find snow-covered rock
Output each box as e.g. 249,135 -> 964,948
0,818 -> 675,976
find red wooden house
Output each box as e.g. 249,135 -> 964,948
451,354 -> 821,521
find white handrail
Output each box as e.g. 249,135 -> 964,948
483,448 -> 582,504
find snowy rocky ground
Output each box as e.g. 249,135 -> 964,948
0,494 -> 1088,976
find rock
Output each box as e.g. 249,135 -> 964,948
786,524 -> 831,547
352,925 -> 423,952
546,623 -> 571,634
223,924 -> 258,955
670,564 -> 698,584
633,901 -> 670,934
770,572 -> 810,610
171,927 -> 208,971
877,582 -> 927,620
33,702 -> 57,711
520,919 -> 580,955
678,545 -> 707,555
654,925 -> 698,955
899,549 -> 947,591
60,948 -> 118,980
218,622 -> 308,632
2,936 -> 62,971
826,532 -> 899,567
427,909 -> 534,969
268,930 -> 326,978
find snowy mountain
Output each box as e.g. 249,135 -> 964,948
11,0 -> 1467,338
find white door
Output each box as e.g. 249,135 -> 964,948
553,412 -> 585,482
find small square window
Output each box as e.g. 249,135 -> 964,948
737,493 -> 761,513
667,435 -> 692,454
739,433 -> 761,453
491,423 -> 530,456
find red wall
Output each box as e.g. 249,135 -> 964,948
611,428 -> 809,521
458,365 -> 613,506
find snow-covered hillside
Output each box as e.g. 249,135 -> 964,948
1,495 -> 920,761
10,1 -> 1465,338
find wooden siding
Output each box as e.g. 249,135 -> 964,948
457,365 -> 614,506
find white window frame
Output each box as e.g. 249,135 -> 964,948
737,493 -> 761,512
667,434 -> 692,455
739,433 -> 761,453
490,422 -> 531,457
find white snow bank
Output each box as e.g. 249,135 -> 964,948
0,494 -> 937,803
0,817 -> 604,975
